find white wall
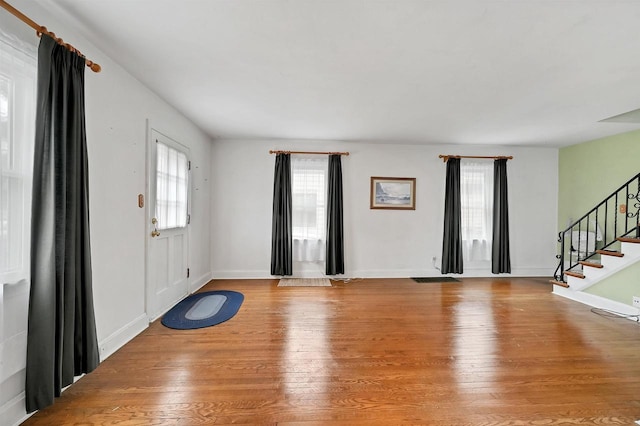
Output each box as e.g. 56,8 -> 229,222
1,4 -> 212,425
86,58 -> 213,355
211,139 -> 558,278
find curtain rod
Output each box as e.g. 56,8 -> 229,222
269,150 -> 350,156
439,155 -> 513,162
0,0 -> 101,72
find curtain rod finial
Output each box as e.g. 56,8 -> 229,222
88,61 -> 101,72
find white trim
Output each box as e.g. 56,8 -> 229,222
98,314 -> 148,361
143,272 -> 211,324
622,241 -> 640,257
553,285 -> 640,320
189,272 -> 212,293
212,270 -> 273,279
350,268 -> 554,278
350,269 -> 445,279
1,331 -> 26,381
2,391 -> 32,426
211,267 -> 554,280
147,293 -> 188,323
0,27 -> 37,58
566,246 -> 640,291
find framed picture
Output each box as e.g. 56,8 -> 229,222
370,177 -> 416,210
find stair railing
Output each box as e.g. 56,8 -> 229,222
554,172 -> 640,282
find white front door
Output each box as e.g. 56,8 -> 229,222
146,128 -> 190,321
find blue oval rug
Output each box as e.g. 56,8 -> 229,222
161,290 -> 244,330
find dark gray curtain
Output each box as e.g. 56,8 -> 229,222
492,159 -> 511,273
326,155 -> 344,275
25,34 -> 99,413
270,153 -> 292,275
441,158 -> 463,274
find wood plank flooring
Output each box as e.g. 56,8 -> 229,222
21,277 -> 640,425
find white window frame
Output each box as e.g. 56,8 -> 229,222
0,32 -> 36,286
0,27 -> 36,403
291,156 -> 328,263
460,160 -> 493,264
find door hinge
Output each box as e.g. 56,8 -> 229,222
187,214 -> 191,225
187,268 -> 190,278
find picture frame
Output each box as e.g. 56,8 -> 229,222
370,177 -> 416,210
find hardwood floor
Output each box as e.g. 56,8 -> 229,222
21,278 -> 640,425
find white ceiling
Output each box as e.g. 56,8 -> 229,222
35,0 -> 640,147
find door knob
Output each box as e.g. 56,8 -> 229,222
151,217 -> 160,237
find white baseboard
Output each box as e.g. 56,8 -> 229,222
212,269 -> 427,279
553,286 -> 640,320
190,271 -> 213,293
2,314 -> 149,426
3,314 -> 150,426
98,313 -> 148,361
347,269 -> 436,278
211,267 -> 555,280
3,391 -> 31,426
349,267 -> 554,278
143,273 -> 213,325
212,270 -> 272,279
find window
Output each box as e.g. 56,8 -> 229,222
0,29 -> 36,403
155,141 -> 189,230
460,161 -> 493,262
291,156 -> 328,262
0,32 -> 36,285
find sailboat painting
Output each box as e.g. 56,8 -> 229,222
370,177 -> 416,210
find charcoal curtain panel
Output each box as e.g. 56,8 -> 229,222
441,158 -> 463,274
25,34 -> 99,413
326,154 -> 344,275
270,153 -> 293,275
492,159 -> 511,273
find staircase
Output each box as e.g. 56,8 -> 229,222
551,237 -> 640,291
551,173 -> 640,294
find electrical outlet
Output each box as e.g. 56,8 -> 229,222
633,296 -> 640,308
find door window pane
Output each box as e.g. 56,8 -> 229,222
155,141 -> 188,230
